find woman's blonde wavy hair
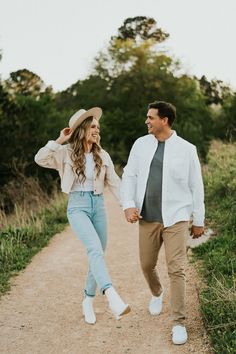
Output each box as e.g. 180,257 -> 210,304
68,116 -> 103,184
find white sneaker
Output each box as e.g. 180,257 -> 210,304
105,286 -> 131,319
82,296 -> 96,324
149,291 -> 164,315
172,325 -> 188,345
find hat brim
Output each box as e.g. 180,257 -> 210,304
69,107 -> 102,131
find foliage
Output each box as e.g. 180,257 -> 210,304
199,75 -> 233,105
94,55 -> 213,162
55,76 -> 108,113
219,95 -> 236,141
198,75 -> 236,143
0,80 -> 65,209
94,16 -> 170,81
114,16 -> 169,42
3,69 -> 52,98
193,141 -> 236,353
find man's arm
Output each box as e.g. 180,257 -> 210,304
189,147 -> 205,238
120,141 -> 138,209
121,141 -> 141,222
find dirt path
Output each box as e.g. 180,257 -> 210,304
0,191 -> 212,354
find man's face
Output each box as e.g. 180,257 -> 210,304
145,108 -> 167,136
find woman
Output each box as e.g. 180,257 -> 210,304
35,107 -> 130,324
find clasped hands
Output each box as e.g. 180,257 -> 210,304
124,208 -> 142,223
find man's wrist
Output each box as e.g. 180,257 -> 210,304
122,201 -> 136,210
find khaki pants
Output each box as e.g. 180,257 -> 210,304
139,220 -> 189,325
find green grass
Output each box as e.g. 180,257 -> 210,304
0,194 -> 68,295
192,141 -> 236,354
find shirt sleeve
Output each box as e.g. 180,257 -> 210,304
120,141 -> 138,210
104,153 -> 121,201
34,141 -> 66,171
189,147 -> 205,226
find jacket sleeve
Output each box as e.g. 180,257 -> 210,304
104,153 -> 121,201
120,141 -> 138,210
189,147 -> 205,226
34,141 -> 66,171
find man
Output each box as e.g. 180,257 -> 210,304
120,101 -> 205,345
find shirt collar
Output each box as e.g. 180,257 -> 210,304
166,130 -> 177,143
150,130 -> 177,143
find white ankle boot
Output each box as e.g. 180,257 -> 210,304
149,290 -> 164,315
105,286 -> 131,319
172,325 -> 188,345
82,296 -> 96,324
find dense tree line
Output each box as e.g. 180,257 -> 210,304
0,17 -> 235,212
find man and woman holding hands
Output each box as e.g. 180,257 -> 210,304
35,100 -> 204,345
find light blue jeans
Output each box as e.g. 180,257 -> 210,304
67,191 -> 112,297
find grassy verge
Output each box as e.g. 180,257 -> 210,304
0,193 -> 68,295
192,141 -> 236,353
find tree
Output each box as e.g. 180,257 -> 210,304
218,94 -> 236,141
0,76 -> 63,201
55,76 -> 108,113
92,17 -> 212,162
199,75 -> 232,105
114,16 -> 169,42
4,69 -> 52,98
94,16 -> 170,82
56,17 -> 213,163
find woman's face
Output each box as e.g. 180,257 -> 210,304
85,118 -> 100,144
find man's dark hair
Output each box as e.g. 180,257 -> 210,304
148,101 -> 176,127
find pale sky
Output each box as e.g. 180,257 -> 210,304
0,0 -> 235,92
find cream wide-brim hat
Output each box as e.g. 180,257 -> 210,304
68,107 -> 102,131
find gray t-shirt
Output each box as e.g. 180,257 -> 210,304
141,141 -> 165,223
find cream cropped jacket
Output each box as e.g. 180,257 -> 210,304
34,140 -> 120,199
120,132 -> 205,227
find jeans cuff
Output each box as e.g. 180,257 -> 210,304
101,283 -> 112,295
84,289 -> 95,297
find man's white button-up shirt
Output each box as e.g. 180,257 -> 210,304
120,131 -> 205,227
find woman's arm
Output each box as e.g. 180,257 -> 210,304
34,128 -> 73,170
104,153 -> 121,201
34,141 -> 65,170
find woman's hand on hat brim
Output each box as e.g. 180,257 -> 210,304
56,127 -> 73,144
63,127 -> 73,136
